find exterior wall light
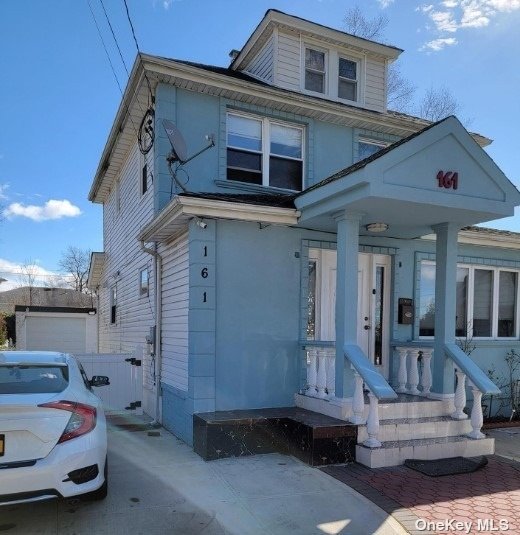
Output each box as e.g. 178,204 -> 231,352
366,222 -> 389,233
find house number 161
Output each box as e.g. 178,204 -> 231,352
437,170 -> 458,190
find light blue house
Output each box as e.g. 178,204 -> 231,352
88,10 -> 520,467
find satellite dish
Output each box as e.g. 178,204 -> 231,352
162,119 -> 188,163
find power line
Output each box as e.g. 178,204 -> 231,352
86,0 -> 125,97
99,0 -> 131,78
122,0 -> 154,103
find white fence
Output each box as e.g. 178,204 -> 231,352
75,353 -> 143,415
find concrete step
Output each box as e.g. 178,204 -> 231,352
377,396 -> 454,420
357,415 -> 472,443
356,435 -> 495,468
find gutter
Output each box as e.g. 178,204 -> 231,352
140,240 -> 163,425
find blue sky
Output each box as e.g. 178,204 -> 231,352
0,0 -> 519,289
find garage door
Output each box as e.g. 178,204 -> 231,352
25,316 -> 87,353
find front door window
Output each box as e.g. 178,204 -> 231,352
307,250 -> 391,378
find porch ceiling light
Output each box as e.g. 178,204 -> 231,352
366,222 -> 389,233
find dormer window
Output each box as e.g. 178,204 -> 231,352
304,47 -> 326,94
338,57 -> 358,101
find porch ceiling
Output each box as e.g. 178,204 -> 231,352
296,116 -> 520,239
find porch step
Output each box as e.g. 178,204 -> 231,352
377,395 -> 454,420
357,415 -> 472,443
193,407 -> 358,466
356,435 -> 495,468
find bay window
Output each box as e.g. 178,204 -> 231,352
419,261 -> 519,339
226,112 -> 304,191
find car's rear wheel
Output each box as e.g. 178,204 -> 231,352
81,457 -> 108,501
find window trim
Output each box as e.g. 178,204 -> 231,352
139,267 -> 149,297
337,55 -> 359,103
303,45 -> 328,96
110,286 -> 117,325
418,260 -> 520,340
357,138 -> 389,162
226,110 -> 305,191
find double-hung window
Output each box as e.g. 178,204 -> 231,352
338,57 -> 358,101
304,47 -> 326,94
227,112 -> 304,191
110,286 -> 117,325
357,139 -> 388,162
418,261 -> 519,339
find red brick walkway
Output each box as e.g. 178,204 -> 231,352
322,456 -> 520,535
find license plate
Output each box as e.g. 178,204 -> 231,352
0,435 -> 4,456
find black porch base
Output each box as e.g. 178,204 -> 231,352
193,407 -> 357,466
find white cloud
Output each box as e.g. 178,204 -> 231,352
0,183 -> 8,201
418,0 -> 520,51
0,258 -> 62,292
4,199 -> 81,222
420,36 -> 458,50
377,0 -> 395,7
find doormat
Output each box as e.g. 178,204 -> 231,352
404,456 -> 488,477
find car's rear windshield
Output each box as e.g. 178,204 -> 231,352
0,365 -> 69,394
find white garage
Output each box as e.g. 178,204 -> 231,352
15,306 -> 98,353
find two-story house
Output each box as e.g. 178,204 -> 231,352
87,10 -> 520,468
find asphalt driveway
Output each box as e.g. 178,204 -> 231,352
0,422 -> 405,535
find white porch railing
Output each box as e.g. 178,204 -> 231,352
444,343 -> 501,440
305,346 -> 336,400
395,347 -> 433,396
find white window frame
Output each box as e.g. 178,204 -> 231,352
226,111 -> 305,191
110,286 -> 117,325
418,260 -> 520,340
357,138 -> 388,162
337,55 -> 360,103
139,267 -> 149,297
303,45 -> 328,95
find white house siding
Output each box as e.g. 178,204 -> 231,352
97,142 -> 157,412
245,34 -> 274,83
364,57 -> 386,112
159,232 -> 189,392
276,30 -> 301,91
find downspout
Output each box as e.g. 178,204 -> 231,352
141,240 -> 163,425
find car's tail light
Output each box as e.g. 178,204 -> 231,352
38,401 -> 97,443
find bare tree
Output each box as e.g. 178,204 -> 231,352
59,246 -> 91,293
18,260 -> 39,306
344,6 -> 388,40
343,6 -> 460,119
417,86 -> 460,122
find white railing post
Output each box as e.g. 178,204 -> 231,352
408,349 -> 420,395
306,348 -> 318,397
468,383 -> 485,439
452,369 -> 468,420
350,371 -> 366,424
325,349 -> 335,399
364,392 -> 381,448
420,349 -> 433,397
316,350 -> 327,399
396,347 -> 408,394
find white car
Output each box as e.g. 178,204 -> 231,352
0,351 -> 109,506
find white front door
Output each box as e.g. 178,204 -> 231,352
310,250 -> 391,379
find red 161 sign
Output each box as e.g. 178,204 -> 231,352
437,170 -> 458,190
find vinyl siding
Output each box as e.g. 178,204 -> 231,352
245,34 -> 274,83
276,30 -> 301,91
97,141 -> 157,396
160,232 -> 189,391
365,57 -> 386,112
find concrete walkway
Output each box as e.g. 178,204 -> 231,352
0,424 -> 406,535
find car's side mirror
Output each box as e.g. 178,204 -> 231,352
90,375 -> 110,387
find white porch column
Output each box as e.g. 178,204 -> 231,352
432,222 -> 460,394
334,210 -> 363,398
